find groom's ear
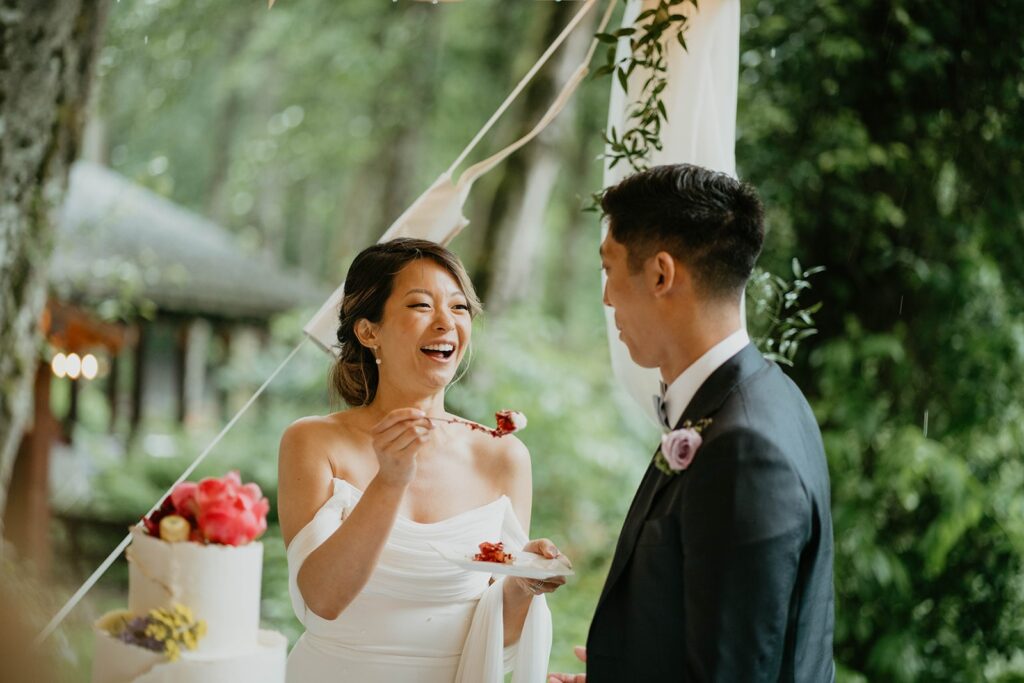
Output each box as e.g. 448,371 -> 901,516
648,251 -> 677,298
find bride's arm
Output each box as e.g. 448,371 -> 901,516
278,410 -> 430,621
499,437 -> 564,647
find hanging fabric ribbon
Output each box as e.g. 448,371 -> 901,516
304,0 -> 618,352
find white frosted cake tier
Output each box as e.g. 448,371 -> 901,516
126,527 -> 263,655
92,628 -> 286,683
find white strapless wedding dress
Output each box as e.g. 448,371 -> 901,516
285,478 -> 552,682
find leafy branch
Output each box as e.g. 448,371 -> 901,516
592,0 -> 698,174
589,3 -> 828,368
747,259 -> 826,367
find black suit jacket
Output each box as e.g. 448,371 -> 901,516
587,344 -> 835,682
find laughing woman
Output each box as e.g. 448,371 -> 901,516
278,238 -> 563,682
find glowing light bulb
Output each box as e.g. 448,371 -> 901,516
51,353 -> 67,378
82,354 -> 99,380
66,353 -> 82,380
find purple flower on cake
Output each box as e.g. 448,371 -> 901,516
654,418 -> 712,476
97,604 -> 207,662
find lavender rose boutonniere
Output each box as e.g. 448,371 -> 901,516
655,418 -> 712,476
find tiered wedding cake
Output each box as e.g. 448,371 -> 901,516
92,473 -> 286,683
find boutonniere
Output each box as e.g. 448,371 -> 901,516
654,418 -> 712,476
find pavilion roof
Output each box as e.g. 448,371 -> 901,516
50,162 -> 324,321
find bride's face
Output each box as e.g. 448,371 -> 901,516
372,259 -> 472,393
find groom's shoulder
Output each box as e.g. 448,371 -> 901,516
724,356 -> 818,433
690,361 -> 812,452
700,359 -> 828,490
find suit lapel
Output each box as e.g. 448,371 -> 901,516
595,345 -> 768,613
595,453 -> 663,607
637,345 -> 768,519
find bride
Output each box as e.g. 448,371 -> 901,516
278,238 -> 565,682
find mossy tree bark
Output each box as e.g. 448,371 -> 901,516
0,0 -> 109,535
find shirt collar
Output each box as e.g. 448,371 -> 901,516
661,328 -> 750,431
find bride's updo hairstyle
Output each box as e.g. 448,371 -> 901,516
330,238 -> 482,406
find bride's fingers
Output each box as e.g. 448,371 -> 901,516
388,427 -> 430,454
380,415 -> 433,439
540,575 -> 566,590
371,408 -> 428,434
526,576 -> 566,595
375,419 -> 433,450
574,646 -> 587,663
523,538 -> 561,559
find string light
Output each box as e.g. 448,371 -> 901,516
82,354 -> 99,380
51,351 -> 101,380
65,353 -> 82,380
51,353 -> 67,378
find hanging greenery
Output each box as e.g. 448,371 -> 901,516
746,261 -> 826,367
590,0 -> 823,368
592,0 -> 697,173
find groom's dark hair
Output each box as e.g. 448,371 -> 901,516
600,163 -> 765,300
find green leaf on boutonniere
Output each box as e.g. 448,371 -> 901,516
654,447 -> 674,475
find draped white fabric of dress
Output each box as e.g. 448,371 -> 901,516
285,478 -> 552,682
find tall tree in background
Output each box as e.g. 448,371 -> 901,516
0,0 -> 109,532
331,2 -> 443,267
472,1 -> 586,310
484,4 -> 595,313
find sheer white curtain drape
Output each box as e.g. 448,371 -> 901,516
601,0 -> 741,424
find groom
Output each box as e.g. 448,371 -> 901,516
551,164 -> 834,682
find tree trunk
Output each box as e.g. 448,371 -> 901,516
551,131 -> 597,326
475,3 -> 593,311
205,14 -> 255,224
0,0 -> 110,537
326,4 -> 441,271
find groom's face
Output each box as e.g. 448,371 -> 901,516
601,233 -> 660,368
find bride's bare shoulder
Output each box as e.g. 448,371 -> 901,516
279,411 -> 363,459
463,426 -> 530,481
278,413 -> 363,544
280,409 -> 360,440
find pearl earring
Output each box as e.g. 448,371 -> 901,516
374,347 -> 382,365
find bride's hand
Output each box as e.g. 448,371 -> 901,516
509,538 -> 570,597
371,408 -> 433,487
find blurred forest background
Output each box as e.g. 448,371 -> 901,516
5,1 -> 1024,681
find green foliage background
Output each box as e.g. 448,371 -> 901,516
28,1 -> 1024,681
736,1 -> 1024,680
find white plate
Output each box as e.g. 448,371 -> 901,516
430,542 -> 575,580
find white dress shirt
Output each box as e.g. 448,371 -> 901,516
659,328 -> 750,430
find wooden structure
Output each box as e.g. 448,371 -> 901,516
3,161 -> 321,572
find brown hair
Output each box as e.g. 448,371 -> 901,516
329,238 -> 482,406
601,163 -> 765,299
